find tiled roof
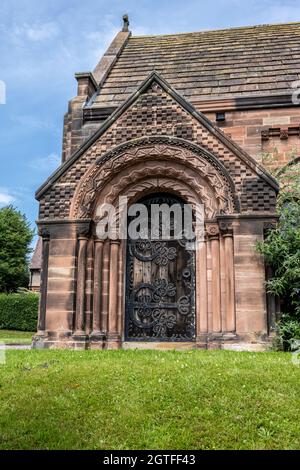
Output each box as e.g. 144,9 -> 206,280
29,237 -> 42,270
91,22 -> 300,108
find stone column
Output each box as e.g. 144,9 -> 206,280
117,241 -> 125,338
205,224 -> 222,336
73,235 -> 88,340
220,236 -> 226,332
101,241 -> 110,337
85,239 -> 94,335
37,231 -> 50,335
224,233 -> 236,333
107,240 -> 121,349
196,239 -> 208,346
211,235 -> 221,333
90,239 -> 104,347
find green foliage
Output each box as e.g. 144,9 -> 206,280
257,202 -> 300,315
276,315 -> 300,351
0,293 -> 39,331
0,329 -> 34,345
257,152 -> 300,350
0,205 -> 34,292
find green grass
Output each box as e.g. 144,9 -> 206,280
0,330 -> 34,345
0,350 -> 299,450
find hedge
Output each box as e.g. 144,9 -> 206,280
0,293 -> 39,332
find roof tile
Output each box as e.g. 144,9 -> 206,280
90,23 -> 300,108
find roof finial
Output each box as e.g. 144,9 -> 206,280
122,14 -> 129,32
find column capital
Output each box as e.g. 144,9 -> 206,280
37,219 -> 92,239
38,227 -> 50,239
76,221 -> 91,238
218,220 -> 234,236
205,222 -> 219,239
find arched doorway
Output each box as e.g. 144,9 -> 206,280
125,193 -> 196,342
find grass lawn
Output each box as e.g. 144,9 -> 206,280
0,330 -> 34,345
0,349 -> 299,450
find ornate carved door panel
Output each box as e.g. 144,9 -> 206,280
125,194 -> 196,342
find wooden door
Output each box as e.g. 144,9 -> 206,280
125,193 -> 196,342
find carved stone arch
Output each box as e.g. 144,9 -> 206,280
93,161 -> 215,219
101,178 -> 203,230
70,136 -> 239,219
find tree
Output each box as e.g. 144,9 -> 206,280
0,206 -> 34,292
257,154 -> 300,350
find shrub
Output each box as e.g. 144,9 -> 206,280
276,315 -> 300,351
257,152 -> 300,351
0,293 -> 39,332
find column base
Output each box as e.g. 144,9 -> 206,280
72,332 -> 89,350
72,330 -> 87,340
207,333 -> 223,349
31,331 -> 272,351
195,334 -> 208,349
106,333 -> 121,350
89,331 -> 105,350
222,332 -> 238,341
195,332 -> 239,349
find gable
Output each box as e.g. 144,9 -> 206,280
37,72 -> 278,220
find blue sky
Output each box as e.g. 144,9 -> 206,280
1,0 -> 300,237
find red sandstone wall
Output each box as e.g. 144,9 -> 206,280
203,107 -> 300,171
62,96 -> 300,174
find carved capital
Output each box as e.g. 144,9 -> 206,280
38,227 -> 50,240
205,222 -> 219,239
76,221 -> 91,238
261,130 -> 269,141
218,220 -> 234,236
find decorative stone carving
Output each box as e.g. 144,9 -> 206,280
280,129 -> 289,140
261,126 -> 300,141
76,221 -> 91,238
71,137 -> 238,219
205,222 -> 220,238
38,227 -> 50,239
97,163 -> 216,219
218,220 -> 234,236
261,130 -> 270,141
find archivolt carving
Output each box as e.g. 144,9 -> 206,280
97,162 -> 216,218
70,137 -> 239,219
105,178 -> 203,226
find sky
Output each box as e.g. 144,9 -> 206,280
1,0 -> 300,239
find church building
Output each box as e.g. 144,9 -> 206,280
33,18 -> 300,350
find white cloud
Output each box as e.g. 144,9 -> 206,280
10,22 -> 59,43
29,153 -> 61,172
0,188 -> 15,205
